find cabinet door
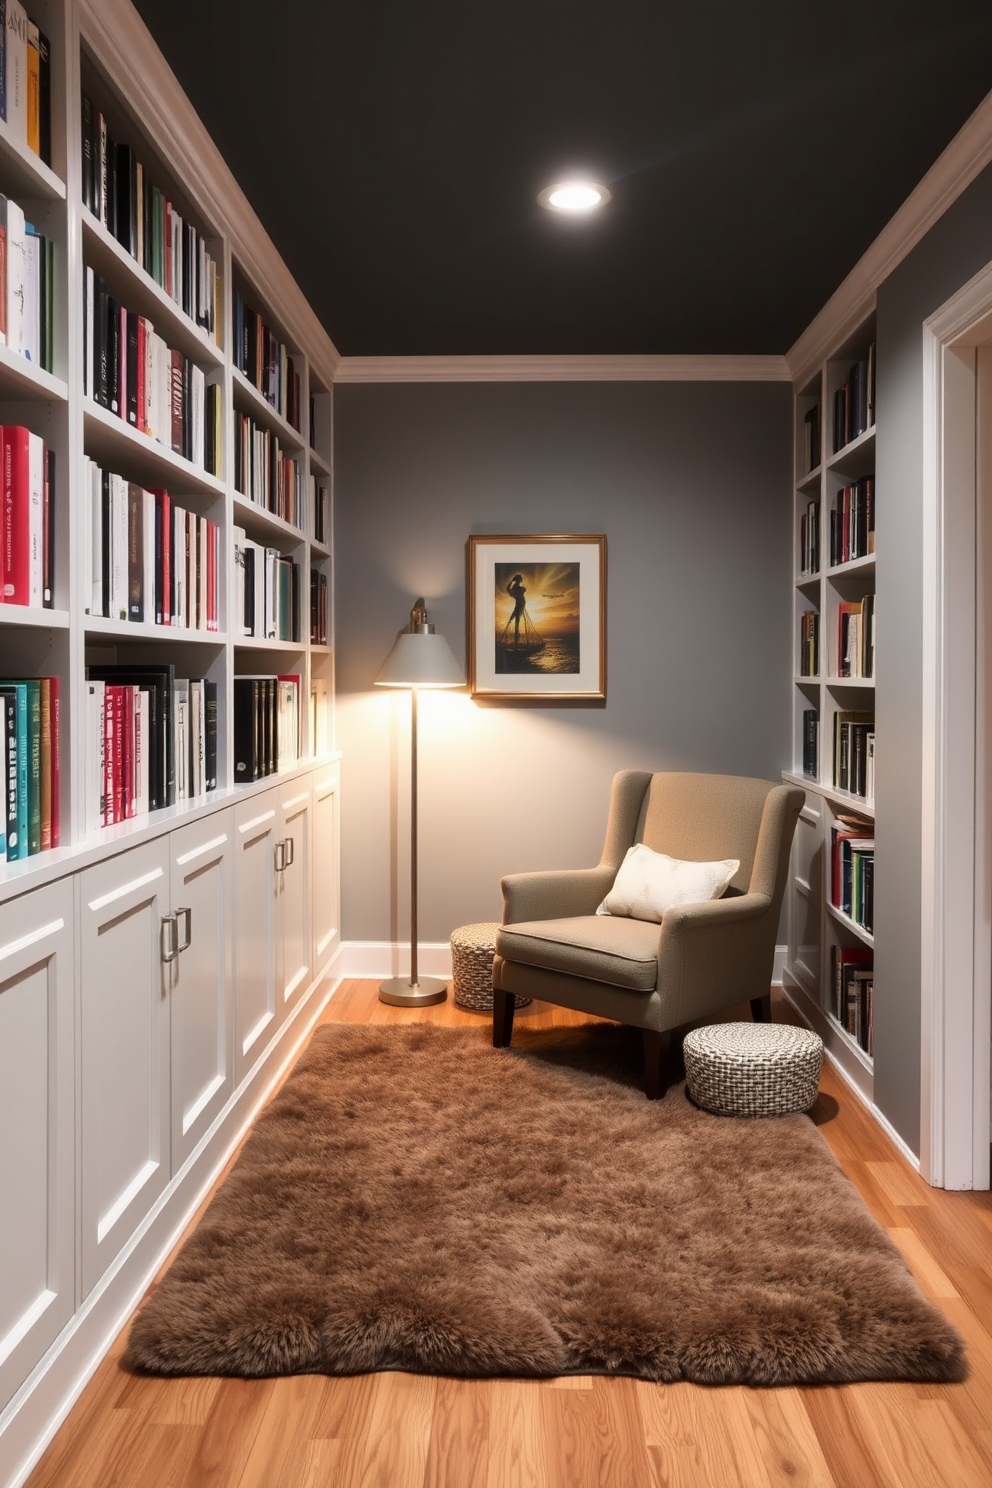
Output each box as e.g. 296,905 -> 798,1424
0,880 -> 74,1413
311,765 -> 340,973
79,841 -> 171,1299
276,784 -> 312,1024
233,789 -> 280,1086
168,811 -> 235,1172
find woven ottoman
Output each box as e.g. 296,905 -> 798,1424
450,922 -> 531,1013
683,1022 -> 823,1117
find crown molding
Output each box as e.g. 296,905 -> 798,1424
786,88 -> 992,387
333,354 -> 791,384
79,0 -> 341,388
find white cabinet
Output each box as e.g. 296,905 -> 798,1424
312,764 -> 341,973
167,812 -> 235,1173
79,841 -> 171,1298
276,783 -> 312,1025
0,881 -> 74,1413
232,792 -> 280,1086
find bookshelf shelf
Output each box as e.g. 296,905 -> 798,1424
83,399 -> 226,495
310,536 -> 331,560
82,212 -> 225,368
827,552 -> 875,579
232,491 -> 305,543
233,638 -> 307,654
826,424 -> 875,475
0,605 -> 71,630
309,448 -> 331,479
83,614 -> 227,643
0,344 -> 69,402
232,367 -> 305,450
827,902 -> 874,948
0,118 -> 66,202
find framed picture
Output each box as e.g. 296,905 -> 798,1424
467,534 -> 606,700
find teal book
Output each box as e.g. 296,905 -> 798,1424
0,684 -> 28,860
23,678 -> 41,853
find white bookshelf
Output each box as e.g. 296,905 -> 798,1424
784,313 -> 876,1095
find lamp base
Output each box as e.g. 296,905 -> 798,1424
378,976 -> 448,1008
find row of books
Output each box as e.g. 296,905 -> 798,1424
799,610 -> 819,676
0,424 -> 54,607
82,458 -> 220,630
831,816 -> 874,934
232,526 -> 301,642
799,499 -> 819,575
80,96 -> 221,345
233,410 -> 300,525
83,663 -> 217,830
837,594 -> 875,679
834,710 -> 875,803
831,946 -> 873,1056
311,569 -> 328,645
0,4 -> 50,164
233,289 -> 301,431
233,673 -> 300,782
803,404 -> 821,474
829,478 -> 874,566
1,675 -> 58,859
0,196 -> 53,369
83,268 -> 222,474
833,346 -> 876,452
802,708 -> 818,778
312,478 -> 330,545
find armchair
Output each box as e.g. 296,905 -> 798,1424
492,771 -> 804,1098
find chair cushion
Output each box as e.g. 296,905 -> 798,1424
496,915 -> 659,992
596,843 -> 740,923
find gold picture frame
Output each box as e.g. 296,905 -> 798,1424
467,534 -> 606,701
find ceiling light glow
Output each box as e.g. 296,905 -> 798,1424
538,180 -> 611,214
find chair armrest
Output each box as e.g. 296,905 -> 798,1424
656,891 -> 771,943
655,892 -> 775,1022
501,867 -> 615,924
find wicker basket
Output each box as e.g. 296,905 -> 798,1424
450,922 -> 531,1012
683,1022 -> 823,1117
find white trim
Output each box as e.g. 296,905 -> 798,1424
339,940 -> 453,979
333,354 -> 791,385
771,943 -> 787,986
870,1100 -> 923,1175
920,258 -> 992,1190
1,963 -> 344,1488
787,90 -> 992,387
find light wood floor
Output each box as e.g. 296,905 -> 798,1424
24,981 -> 992,1488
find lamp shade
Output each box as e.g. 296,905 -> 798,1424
375,607 -> 464,688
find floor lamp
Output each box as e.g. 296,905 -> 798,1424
375,598 -> 464,1006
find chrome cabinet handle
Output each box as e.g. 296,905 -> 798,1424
274,840 -> 286,873
161,914 -> 178,963
284,836 -> 294,867
177,906 -> 192,953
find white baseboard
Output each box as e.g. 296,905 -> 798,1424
338,940 -> 453,980
1,953 -> 345,1488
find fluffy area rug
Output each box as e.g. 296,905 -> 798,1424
127,1021 -> 966,1385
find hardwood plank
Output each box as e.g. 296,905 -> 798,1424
237,1375 -> 328,1488
742,1390 -> 838,1488
487,1380 -> 550,1488
542,1376 -> 653,1488
423,1376 -> 490,1488
309,1373 -> 381,1486
357,1372 -> 436,1488
866,1160 -> 932,1210
799,1389 -> 895,1488
847,1388 -> 992,1488
173,1378 -> 276,1488
636,1381 -> 774,1488
886,1227 -> 959,1301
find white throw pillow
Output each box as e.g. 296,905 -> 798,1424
596,843 -> 740,924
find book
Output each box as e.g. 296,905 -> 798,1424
0,682 -> 26,858
5,0 -> 27,144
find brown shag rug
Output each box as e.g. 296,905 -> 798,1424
127,1021 -> 966,1385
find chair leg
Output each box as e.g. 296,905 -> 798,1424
642,1029 -> 671,1100
751,993 -> 772,1023
493,986 -> 516,1047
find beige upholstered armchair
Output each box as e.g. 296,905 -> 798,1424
492,771 -> 805,1098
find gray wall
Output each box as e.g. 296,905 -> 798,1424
875,159 -> 992,1152
333,380 -> 793,947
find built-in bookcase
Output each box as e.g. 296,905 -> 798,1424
0,0 -> 337,889
783,313 -> 876,1097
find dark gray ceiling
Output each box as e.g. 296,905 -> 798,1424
128,0 -> 992,357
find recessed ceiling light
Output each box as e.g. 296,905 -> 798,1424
537,180 -> 611,214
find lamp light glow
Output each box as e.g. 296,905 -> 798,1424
537,180 -> 611,213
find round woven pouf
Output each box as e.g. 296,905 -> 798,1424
683,1022 -> 823,1117
450,922 -> 531,1013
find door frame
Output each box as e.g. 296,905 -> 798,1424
921,259 -> 992,1188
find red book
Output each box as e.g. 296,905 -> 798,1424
103,685 -> 117,824
136,316 -> 146,433
122,684 -> 135,819
1,426 -> 31,604
49,674 -> 59,847
206,519 -> 217,631
113,686 -> 126,822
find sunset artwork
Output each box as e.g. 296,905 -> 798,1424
494,562 -> 580,674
